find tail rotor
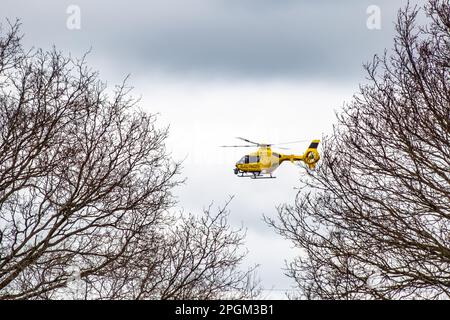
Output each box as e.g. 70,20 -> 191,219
303,140 -> 320,169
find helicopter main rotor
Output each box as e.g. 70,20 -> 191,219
220,137 -> 307,150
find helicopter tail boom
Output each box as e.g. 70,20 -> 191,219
277,140 -> 320,168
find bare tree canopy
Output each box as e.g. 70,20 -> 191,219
267,0 -> 450,299
0,21 -> 257,300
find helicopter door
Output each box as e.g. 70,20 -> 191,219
248,156 -> 260,163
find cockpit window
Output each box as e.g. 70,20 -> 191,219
237,155 -> 260,164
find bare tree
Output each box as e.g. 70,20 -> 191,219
267,0 -> 449,299
80,199 -> 260,300
0,21 -> 258,299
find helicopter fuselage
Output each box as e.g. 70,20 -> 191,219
234,146 -> 307,177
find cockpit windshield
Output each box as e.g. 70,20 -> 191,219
237,156 -> 246,164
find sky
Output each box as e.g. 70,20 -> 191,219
1,0 -> 422,298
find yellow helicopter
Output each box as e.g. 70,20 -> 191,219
221,137 -> 320,179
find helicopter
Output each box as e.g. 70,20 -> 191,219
221,137 -> 320,179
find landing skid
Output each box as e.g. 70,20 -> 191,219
236,171 -> 276,179
250,175 -> 276,179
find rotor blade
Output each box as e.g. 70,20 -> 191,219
235,137 -> 260,145
220,145 -> 255,148
272,139 -> 309,146
276,147 -> 291,150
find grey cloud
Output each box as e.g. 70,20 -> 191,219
1,0 -> 422,80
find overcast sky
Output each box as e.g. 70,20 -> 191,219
2,0 -> 422,298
